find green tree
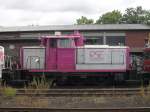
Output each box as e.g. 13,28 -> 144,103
76,16 -> 94,24
96,10 -> 122,24
75,6 -> 150,25
122,6 -> 150,24
145,11 -> 150,25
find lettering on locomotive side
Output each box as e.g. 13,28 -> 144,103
86,49 -> 108,63
89,51 -> 104,60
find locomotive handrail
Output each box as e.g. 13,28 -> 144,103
4,55 -> 13,70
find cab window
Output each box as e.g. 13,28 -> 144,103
58,39 -> 75,48
49,39 -> 57,48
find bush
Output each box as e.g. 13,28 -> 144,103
29,76 -> 51,89
2,87 -> 16,97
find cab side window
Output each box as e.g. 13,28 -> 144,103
58,39 -> 75,48
50,39 -> 57,48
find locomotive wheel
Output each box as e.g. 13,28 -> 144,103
114,73 -> 126,85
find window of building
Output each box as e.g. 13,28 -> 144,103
85,37 -> 103,45
106,36 -> 125,46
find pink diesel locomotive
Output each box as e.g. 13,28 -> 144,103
2,32 -> 131,85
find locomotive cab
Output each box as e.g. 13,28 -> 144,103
40,33 -> 84,71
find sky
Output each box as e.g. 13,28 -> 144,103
0,0 -> 149,26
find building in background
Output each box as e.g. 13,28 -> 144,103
0,24 -> 150,60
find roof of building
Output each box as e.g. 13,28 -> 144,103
0,24 -> 150,32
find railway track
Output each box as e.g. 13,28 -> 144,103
14,88 -> 150,96
0,107 -> 150,112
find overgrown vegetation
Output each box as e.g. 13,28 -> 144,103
2,87 -> 16,98
139,85 -> 146,96
0,79 -> 2,96
27,76 -> 53,89
15,96 -> 49,107
0,79 -> 16,98
1,78 -> 150,107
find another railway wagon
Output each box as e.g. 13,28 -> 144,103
0,46 -> 4,79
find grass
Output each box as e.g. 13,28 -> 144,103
0,80 -> 16,98
28,76 -> 51,89
1,77 -> 150,107
15,96 -> 49,107
0,79 -> 2,88
23,76 -> 54,95
2,87 -> 16,98
0,79 -> 2,95
139,85 -> 146,96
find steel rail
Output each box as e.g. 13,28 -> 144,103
1,88 -> 149,96
0,107 -> 150,112
16,88 -> 150,96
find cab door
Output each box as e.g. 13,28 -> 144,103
48,38 -> 57,70
57,39 -> 75,71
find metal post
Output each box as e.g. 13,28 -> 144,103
103,32 -> 106,45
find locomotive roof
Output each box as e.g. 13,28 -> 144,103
78,45 -> 129,49
22,45 -> 128,49
22,46 -> 45,49
41,35 -> 81,39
